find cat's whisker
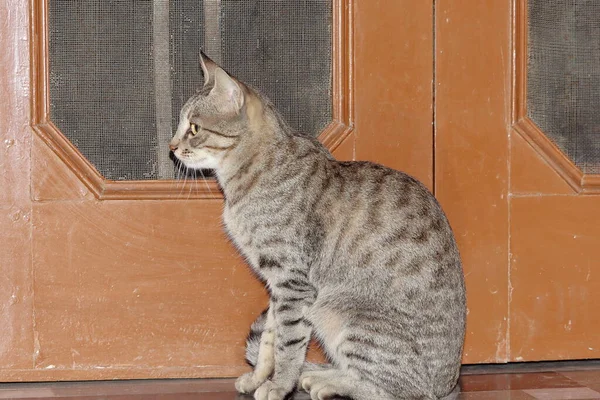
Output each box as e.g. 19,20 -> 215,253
199,169 -> 212,196
192,168 -> 199,197
175,165 -> 182,192
174,164 -> 182,190
186,166 -> 194,200
187,169 -> 195,200
185,167 -> 192,198
179,165 -> 189,198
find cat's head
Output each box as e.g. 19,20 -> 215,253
169,53 -> 256,171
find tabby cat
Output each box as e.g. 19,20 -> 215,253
169,53 -> 466,400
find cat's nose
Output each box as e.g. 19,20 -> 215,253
169,143 -> 178,151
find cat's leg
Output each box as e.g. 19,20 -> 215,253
300,368 -> 396,400
330,328 -> 436,400
235,307 -> 276,394
238,307 -> 326,397
306,292 -> 437,400
253,276 -> 315,400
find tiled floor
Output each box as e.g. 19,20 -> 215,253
2,361 -> 600,399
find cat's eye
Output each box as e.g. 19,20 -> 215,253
190,123 -> 198,136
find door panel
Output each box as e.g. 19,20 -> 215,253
354,0 -> 434,189
511,196 -> 600,361
435,0 -> 511,363
507,0 -> 600,361
436,0 -> 600,364
32,200 -> 264,379
0,0 -> 34,371
0,0 -> 436,381
0,207 -> 32,371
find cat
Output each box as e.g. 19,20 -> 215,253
169,53 -> 466,400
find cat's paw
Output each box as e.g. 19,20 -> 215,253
310,385 -> 340,400
235,372 -> 262,394
253,380 -> 290,400
299,370 -> 321,392
302,379 -> 342,400
300,371 -> 343,400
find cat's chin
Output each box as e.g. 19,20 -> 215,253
178,157 -> 219,171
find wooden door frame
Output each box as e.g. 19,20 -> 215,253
0,0 -> 438,382
512,0 -> 600,194
30,0 -> 354,200
436,0 -> 600,364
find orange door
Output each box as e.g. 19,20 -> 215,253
436,0 -> 600,363
3,0 -> 596,383
1,0 -> 434,381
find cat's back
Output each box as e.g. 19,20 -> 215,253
224,133 -> 464,285
319,158 -> 462,270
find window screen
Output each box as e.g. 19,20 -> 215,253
527,0 -> 600,174
48,0 -> 333,181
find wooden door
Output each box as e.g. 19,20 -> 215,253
4,0 -> 594,383
436,0 -> 600,363
1,0 -> 434,381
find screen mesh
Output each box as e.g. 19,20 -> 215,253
220,1 -> 332,136
48,1 -> 333,181
527,0 -> 600,174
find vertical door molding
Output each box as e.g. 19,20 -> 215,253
435,0 -> 511,363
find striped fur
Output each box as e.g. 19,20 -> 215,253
171,54 -> 466,400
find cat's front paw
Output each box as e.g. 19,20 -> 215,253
235,372 -> 263,394
253,380 -> 290,400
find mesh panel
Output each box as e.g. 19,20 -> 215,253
48,1 -> 333,181
49,1 -> 157,181
220,1 -> 332,137
170,2 -> 205,138
527,0 -> 600,174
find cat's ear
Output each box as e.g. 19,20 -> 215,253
199,51 -> 218,87
211,68 -> 244,113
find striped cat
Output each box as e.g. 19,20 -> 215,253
169,53 -> 466,400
